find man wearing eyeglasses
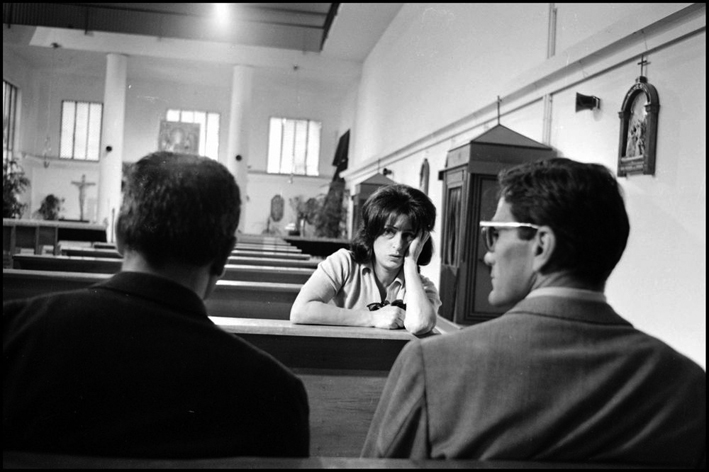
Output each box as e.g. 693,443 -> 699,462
362,158 -> 705,467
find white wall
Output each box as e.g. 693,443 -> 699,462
4,52 -> 345,230
345,3 -> 706,368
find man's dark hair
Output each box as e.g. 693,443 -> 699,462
499,157 -> 630,286
351,184 -> 436,266
116,152 -> 241,268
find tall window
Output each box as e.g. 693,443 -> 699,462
60,100 -> 103,161
267,117 -> 321,176
3,80 -> 18,161
166,109 -> 220,160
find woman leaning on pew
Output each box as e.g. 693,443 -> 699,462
290,184 -> 440,335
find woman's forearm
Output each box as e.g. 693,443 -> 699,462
402,260 -> 437,334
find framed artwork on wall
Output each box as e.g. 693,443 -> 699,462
617,76 -> 660,176
158,121 -> 200,154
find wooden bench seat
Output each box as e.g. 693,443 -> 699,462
2,269 -> 300,320
12,254 -> 314,284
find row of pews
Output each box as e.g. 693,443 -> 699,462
2,235 -> 648,468
4,235 -> 442,460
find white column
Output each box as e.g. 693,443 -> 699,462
97,54 -> 127,243
226,65 -> 253,233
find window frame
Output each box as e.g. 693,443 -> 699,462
3,80 -> 19,161
267,116 -> 321,177
59,100 -> 103,161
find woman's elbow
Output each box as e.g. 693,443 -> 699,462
405,316 -> 436,336
290,304 -> 308,324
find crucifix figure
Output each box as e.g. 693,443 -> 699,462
71,174 -> 96,221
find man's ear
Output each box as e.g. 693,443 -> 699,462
532,226 -> 555,272
210,235 -> 236,277
115,217 -> 125,256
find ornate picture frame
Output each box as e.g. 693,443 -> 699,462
158,121 -> 200,154
617,76 -> 660,176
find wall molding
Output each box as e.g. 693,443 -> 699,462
341,3 -> 705,184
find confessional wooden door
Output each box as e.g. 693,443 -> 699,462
438,165 -> 468,322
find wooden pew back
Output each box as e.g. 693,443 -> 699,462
213,318 -> 418,457
63,247 -> 313,261
3,269 -> 300,320
12,254 -> 314,284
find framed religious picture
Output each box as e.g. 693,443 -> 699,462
617,76 -> 660,176
158,121 -> 200,154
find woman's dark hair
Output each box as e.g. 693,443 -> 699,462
116,152 -> 241,268
351,184 -> 436,266
498,157 -> 630,287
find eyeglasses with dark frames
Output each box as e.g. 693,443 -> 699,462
479,221 -> 541,252
367,299 -> 406,311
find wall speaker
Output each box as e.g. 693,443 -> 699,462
575,93 -> 600,111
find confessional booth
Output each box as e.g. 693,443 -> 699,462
438,125 -> 556,325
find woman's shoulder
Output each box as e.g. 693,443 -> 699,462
326,248 -> 356,263
320,248 -> 357,271
316,248 -> 359,284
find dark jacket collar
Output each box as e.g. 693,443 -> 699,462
93,271 -> 208,319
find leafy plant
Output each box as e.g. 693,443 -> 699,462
3,157 -> 31,219
289,185 -> 347,239
35,194 -> 65,220
314,180 -> 346,239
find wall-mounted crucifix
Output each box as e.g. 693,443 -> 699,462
71,174 -> 96,221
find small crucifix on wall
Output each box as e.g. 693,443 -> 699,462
71,174 -> 96,221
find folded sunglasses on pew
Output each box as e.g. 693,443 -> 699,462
367,299 -> 406,311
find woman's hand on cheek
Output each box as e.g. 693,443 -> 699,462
406,230 -> 430,264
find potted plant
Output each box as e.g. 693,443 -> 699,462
3,157 -> 31,219
34,194 -> 65,220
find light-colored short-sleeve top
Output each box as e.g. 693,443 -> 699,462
300,248 -> 441,313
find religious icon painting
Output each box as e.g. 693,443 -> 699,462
158,121 -> 200,154
617,76 -> 660,176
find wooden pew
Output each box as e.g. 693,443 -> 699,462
2,316 -> 657,467
63,247 -> 312,261
233,244 -> 303,254
2,269 -> 300,320
229,255 -> 320,269
4,451 -> 654,469
58,247 -> 321,269
3,218 -> 107,259
12,254 -> 314,285
236,233 -> 290,245
93,241 -> 303,254
212,317 -> 421,457
208,318 -> 460,457
229,250 -> 311,260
